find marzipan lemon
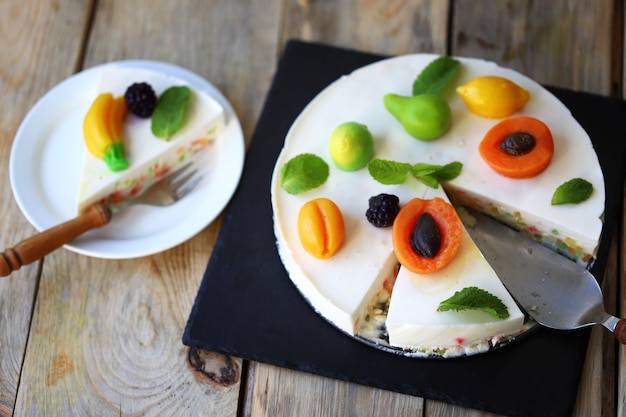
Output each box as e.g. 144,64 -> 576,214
456,76 -> 530,118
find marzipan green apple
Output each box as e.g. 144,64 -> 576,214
328,121 -> 374,171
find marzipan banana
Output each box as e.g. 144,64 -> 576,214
83,93 -> 129,172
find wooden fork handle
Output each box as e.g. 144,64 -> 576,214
0,204 -> 112,277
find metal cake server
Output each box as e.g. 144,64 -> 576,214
464,208 -> 626,344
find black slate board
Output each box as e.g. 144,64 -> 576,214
183,40 -> 626,417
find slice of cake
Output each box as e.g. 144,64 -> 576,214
270,54 -> 605,356
384,188 -> 525,357
77,66 -> 225,214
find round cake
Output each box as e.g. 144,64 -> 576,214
270,54 -> 605,357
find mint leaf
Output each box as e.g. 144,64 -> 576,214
368,159 -> 462,187
152,86 -> 191,140
280,153 -> 329,195
367,159 -> 412,184
437,287 -> 510,320
551,178 -> 593,205
412,56 -> 461,96
412,161 -> 463,188
430,161 -> 463,182
413,170 -> 440,188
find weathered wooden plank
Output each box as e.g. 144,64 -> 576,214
244,1 -> 451,416
450,1 -> 619,416
0,1 -> 94,415
83,0 -> 280,145
5,1 -> 620,416
281,0 -> 450,56
12,0 -> 282,415
452,0 -> 617,96
251,0 -> 621,415
15,242 -> 244,416
573,229 -> 618,417
243,364 -> 424,417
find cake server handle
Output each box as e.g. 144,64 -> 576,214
0,204 -> 111,277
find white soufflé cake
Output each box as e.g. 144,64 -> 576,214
270,54 -> 604,357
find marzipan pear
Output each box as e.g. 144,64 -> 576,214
384,93 -> 451,141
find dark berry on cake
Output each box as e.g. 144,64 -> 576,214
366,193 -> 400,228
124,82 -> 157,118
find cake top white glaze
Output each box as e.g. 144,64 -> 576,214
276,54 -> 604,245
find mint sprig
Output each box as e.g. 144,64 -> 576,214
413,162 -> 463,187
551,178 -> 593,205
280,153 -> 329,195
437,287 -> 510,320
368,159 -> 462,188
412,56 -> 461,96
366,159 -> 412,184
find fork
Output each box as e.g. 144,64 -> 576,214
0,162 -> 202,277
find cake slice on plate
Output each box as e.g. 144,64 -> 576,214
77,66 -> 225,214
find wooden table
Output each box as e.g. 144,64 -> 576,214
0,1 -> 622,416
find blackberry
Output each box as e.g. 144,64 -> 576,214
124,82 -> 157,118
366,193 -> 400,228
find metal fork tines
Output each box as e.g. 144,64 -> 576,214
107,162 -> 203,214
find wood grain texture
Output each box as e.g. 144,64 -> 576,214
451,0 -> 618,95
245,1 -> 450,416
83,0 -> 281,145
248,1 -> 621,417
243,364 -> 424,417
15,238 -> 242,416
1,0 -> 624,416
11,0 -> 281,415
573,229 -> 618,417
282,0 -> 450,56
0,0 -> 93,414
448,2 -> 620,416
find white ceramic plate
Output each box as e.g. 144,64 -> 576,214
9,60 -> 245,259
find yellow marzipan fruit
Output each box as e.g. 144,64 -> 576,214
82,92 -> 129,172
456,76 -> 530,118
83,93 -> 116,158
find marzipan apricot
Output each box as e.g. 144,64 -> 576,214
392,197 -> 463,274
479,116 -> 554,179
298,198 -> 345,259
